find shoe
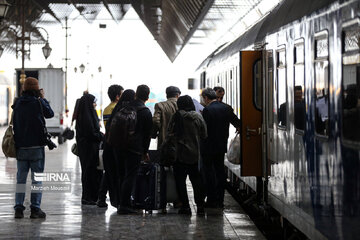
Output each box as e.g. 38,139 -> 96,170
30,208 -> 46,219
178,207 -> 192,215
197,206 -> 205,215
117,206 -> 138,215
82,199 -> 97,205
97,200 -> 108,208
14,208 -> 24,219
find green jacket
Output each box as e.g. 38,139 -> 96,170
167,110 -> 207,165
152,97 -> 178,148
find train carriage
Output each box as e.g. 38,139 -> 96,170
197,0 -> 360,239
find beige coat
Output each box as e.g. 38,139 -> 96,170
152,97 -> 177,148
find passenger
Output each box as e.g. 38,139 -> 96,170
116,85 -> 152,214
213,86 -> 241,124
192,98 -> 204,113
103,85 -> 124,127
97,84 -> 123,208
71,90 -> 88,126
152,86 -> 181,148
105,89 -> 136,208
167,95 -> 207,215
151,86 -> 181,209
213,86 -> 225,102
200,88 -> 241,209
76,94 -> 103,205
13,77 -> 54,219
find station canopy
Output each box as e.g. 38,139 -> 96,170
0,0 -> 281,62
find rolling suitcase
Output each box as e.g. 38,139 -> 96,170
132,161 -> 166,212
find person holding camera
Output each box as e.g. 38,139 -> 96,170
12,77 -> 54,219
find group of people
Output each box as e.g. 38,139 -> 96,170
74,84 -> 240,215
12,76 -> 240,219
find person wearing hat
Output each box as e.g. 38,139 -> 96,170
152,86 -> 181,149
151,86 -> 182,210
12,77 -> 54,219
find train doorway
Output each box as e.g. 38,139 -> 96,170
240,51 -> 262,176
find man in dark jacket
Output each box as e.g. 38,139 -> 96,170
117,85 -> 153,214
13,77 -> 54,219
201,88 -> 241,209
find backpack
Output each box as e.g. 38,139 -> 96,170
106,105 -> 146,148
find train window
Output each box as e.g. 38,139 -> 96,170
294,41 -> 306,132
277,49 -> 287,128
253,59 -> 262,110
342,21 -> 360,144
267,51 -> 274,128
200,72 -> 206,89
314,32 -> 329,136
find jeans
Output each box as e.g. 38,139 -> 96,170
14,147 -> 45,210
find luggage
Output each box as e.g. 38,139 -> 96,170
227,133 -> 241,164
132,162 -> 166,211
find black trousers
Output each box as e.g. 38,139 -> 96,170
115,150 -> 141,208
202,153 -> 226,205
77,138 -> 102,202
173,162 -> 205,208
98,173 -> 108,201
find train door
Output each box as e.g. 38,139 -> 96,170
240,51 -> 262,176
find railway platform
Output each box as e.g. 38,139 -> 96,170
0,129 -> 264,239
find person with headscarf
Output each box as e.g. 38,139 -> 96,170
102,89 -> 136,208
75,94 -> 103,205
166,95 -> 207,215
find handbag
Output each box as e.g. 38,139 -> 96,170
2,113 -> 16,158
227,133 -> 241,164
71,143 -> 79,156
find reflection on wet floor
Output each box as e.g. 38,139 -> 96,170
0,129 -> 264,239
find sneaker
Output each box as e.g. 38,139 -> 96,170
30,208 -> 46,219
96,200 -> 108,208
82,199 -> 97,205
14,208 -> 24,219
197,206 -> 205,215
178,207 -> 192,215
117,206 -> 138,215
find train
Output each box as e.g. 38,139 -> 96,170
196,0 -> 359,239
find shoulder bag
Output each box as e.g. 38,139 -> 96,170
2,113 -> 16,158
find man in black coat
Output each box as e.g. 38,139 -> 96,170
116,85 -> 153,214
201,88 -> 241,208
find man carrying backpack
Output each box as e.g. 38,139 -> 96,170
116,85 -> 153,214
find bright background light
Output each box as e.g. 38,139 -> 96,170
0,7 -> 213,118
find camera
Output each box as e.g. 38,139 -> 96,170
45,133 -> 57,150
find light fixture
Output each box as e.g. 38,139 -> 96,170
0,45 -> 4,58
0,0 -> 10,19
79,64 -> 85,73
42,42 -> 52,59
